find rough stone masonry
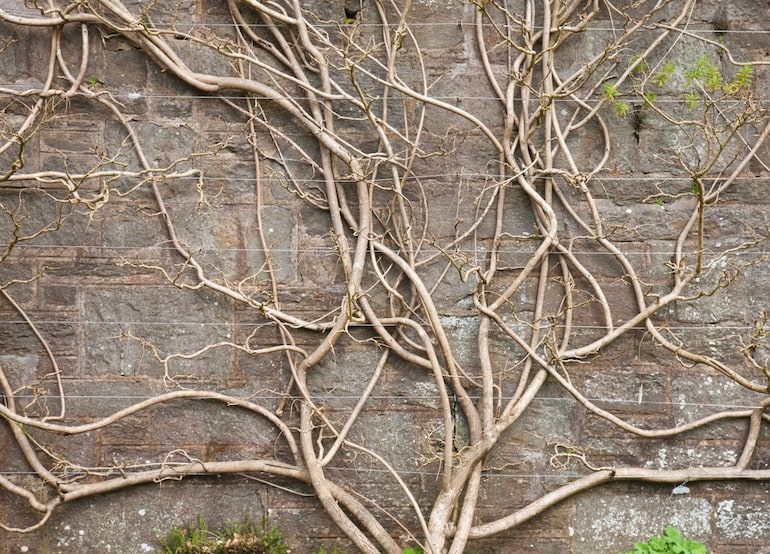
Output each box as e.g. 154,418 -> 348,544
0,1 -> 770,553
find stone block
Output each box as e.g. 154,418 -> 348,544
715,496 -> 770,542
467,538 -> 572,554
40,126 -> 102,155
0,312 -> 77,358
147,398 -> 280,452
139,74 -> 196,116
100,413 -> 152,446
574,489 -> 712,553
101,209 -> 168,251
81,286 -> 231,378
485,387 -> 578,466
344,411 -> 421,473
162,202 -> 294,284
27,426 -> 98,469
39,284 -> 77,310
24,477 -> 266,554
0,353 -> 38,391
583,365 -> 668,416
45,378 -> 158,419
671,370 -> 767,427
713,545 -> 770,554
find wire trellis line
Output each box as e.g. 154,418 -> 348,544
0,318 -> 758,331
3,173 -> 768,182
6,393 -> 765,410
0,468 -> 609,481
4,88 -> 770,106
0,10 -> 767,35
0,243 -> 765,256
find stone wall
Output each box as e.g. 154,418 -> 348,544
1,1 -> 770,552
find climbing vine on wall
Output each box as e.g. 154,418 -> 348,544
0,1 -> 769,552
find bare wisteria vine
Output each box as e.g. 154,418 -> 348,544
0,1 -> 769,552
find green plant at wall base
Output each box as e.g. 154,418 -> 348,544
618,527 -> 707,554
158,515 -> 289,554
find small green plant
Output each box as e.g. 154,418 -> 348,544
731,64 -> 753,90
600,81 -> 629,116
618,527 -> 707,554
652,60 -> 676,88
625,55 -> 753,115
643,91 -> 657,105
86,75 -> 99,89
614,100 -> 630,116
703,63 -> 722,91
602,82 -> 630,115
685,56 -> 709,87
403,548 -> 424,554
683,55 -> 739,93
628,53 -> 649,74
685,90 -> 700,111
602,82 -> 620,101
158,514 -> 290,554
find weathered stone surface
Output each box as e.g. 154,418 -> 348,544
1,1 -> 770,552
8,478 -> 266,554
574,490 -> 712,553
715,496 -> 770,542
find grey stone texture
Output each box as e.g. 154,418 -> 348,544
0,0 -> 769,552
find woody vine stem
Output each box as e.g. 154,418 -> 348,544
0,1 -> 769,552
